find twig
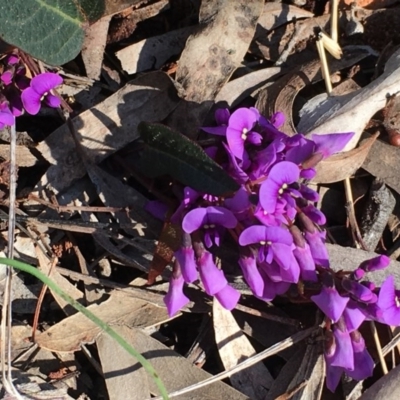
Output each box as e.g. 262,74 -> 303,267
370,321 -> 388,375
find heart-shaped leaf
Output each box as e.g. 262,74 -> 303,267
137,122 -> 240,197
0,0 -> 105,65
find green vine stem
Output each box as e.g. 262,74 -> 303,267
0,257 -> 169,400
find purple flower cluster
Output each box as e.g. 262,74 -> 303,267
0,52 -> 62,128
147,106 -> 400,391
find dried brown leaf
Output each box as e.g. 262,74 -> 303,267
213,300 -> 273,399
81,15 -> 112,80
116,27 -> 195,74
35,291 -> 171,352
167,0 -> 264,138
108,326 -> 249,399
312,132 -> 379,184
97,327 -> 150,400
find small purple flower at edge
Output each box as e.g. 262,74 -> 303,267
21,72 -> 62,115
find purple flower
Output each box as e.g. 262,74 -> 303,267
270,111 -> 285,128
164,268 -> 190,317
304,229 -> 329,267
201,108 -> 230,136
342,301 -> 366,332
341,279 -> 377,303
311,283 -> 349,322
259,161 -> 300,214
1,71 -> 13,86
21,72 -> 62,115
0,102 -> 14,129
182,206 -> 237,248
330,323 -> 354,370
239,225 -> 299,274
347,331 -> 374,381
226,108 -> 262,160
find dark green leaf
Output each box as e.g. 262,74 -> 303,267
137,122 -> 240,197
0,0 -> 104,65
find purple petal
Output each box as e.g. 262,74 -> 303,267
175,247 -> 198,283
254,206 -> 280,227
44,93 -> 61,108
342,279 -> 376,303
286,137 -> 315,165
0,105 -> 15,126
301,204 -> 326,225
270,111 -> 285,128
300,168 -> 316,179
312,132 -> 355,158
215,285 -> 240,310
330,326 -> 354,370
202,126 -> 227,136
182,208 -> 207,233
293,243 -> 317,282
239,255 -> 264,296
343,301 -> 366,332
239,225 -> 293,246
299,185 -> 320,202
205,206 -> 237,229
325,363 -> 344,393
226,127 -> 245,160
259,179 -> 280,213
197,251 -> 227,295
269,161 -> 300,185
347,332 -> 374,381
224,187 -> 250,213
378,276 -> 400,325
222,142 -> 249,184
1,71 -> 13,85
30,72 -> 63,95
271,242 -> 299,274
164,274 -> 190,316
21,87 -> 41,115
305,230 -> 329,267
215,108 -> 230,125
246,131 -> 262,145
311,285 -> 349,322
359,255 -> 390,272
229,107 -> 257,132
145,200 -> 168,221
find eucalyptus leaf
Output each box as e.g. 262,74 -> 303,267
138,122 -> 240,197
0,0 -> 105,65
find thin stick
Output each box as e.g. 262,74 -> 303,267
330,0 -> 339,43
316,38 -> 332,95
370,321 -> 388,375
0,122 -> 22,398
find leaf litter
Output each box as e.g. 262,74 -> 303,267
4,0 -> 400,399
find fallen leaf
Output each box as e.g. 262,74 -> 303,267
358,363 -> 400,400
81,15 -> 112,80
116,26 -> 195,74
257,3 -> 313,33
312,132 -> 379,184
363,136 -> 400,196
35,291 -> 171,352
97,328 -> 151,400
104,326 -> 249,399
36,71 -> 179,195
167,0 -> 264,138
213,300 -> 273,399
301,47 -> 400,151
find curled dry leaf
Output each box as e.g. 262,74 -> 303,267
302,47 -> 400,151
312,132 -> 379,184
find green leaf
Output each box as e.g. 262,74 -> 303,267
0,0 -> 104,65
137,122 -> 240,197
